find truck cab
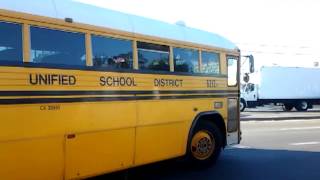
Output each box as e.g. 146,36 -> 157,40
240,55 -> 256,111
240,83 -> 258,111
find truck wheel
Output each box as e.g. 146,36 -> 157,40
240,99 -> 246,112
186,121 -> 222,167
283,104 -> 294,111
295,101 -> 308,111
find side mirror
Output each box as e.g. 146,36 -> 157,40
248,55 -> 255,73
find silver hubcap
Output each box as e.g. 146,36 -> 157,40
197,137 -> 212,155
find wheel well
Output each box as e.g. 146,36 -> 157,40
190,112 -> 227,147
240,98 -> 246,104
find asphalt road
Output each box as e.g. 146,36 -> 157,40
92,115 -> 320,180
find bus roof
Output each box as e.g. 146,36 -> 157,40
0,0 -> 238,51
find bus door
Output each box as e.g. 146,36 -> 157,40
227,56 -> 241,145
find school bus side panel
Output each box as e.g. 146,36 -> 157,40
0,136 -> 64,180
134,100 -> 190,165
0,99 -> 137,180
65,128 -> 135,179
135,97 -> 228,166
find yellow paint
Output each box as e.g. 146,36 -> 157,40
85,33 -> 93,66
133,40 -> 139,70
65,128 -> 135,179
0,136 -> 64,180
135,122 -> 186,165
169,46 -> 174,72
0,8 -> 239,180
23,23 -> 31,62
199,50 -> 203,72
220,53 -> 227,75
0,101 -> 137,142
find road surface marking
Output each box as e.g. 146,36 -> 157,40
243,119 -> 320,124
279,127 -> 320,131
289,142 -> 320,146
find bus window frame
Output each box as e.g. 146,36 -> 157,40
227,55 -> 239,87
137,41 -> 171,73
0,20 -> 24,63
200,50 -> 221,75
172,46 -> 200,74
29,25 -> 87,67
0,19 -> 235,79
90,33 -> 134,70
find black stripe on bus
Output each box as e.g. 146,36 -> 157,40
0,94 -> 238,105
0,90 -> 239,96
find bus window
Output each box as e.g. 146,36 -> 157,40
137,42 -> 170,72
0,21 -> 22,62
30,26 -> 86,66
227,56 -> 238,86
173,47 -> 199,73
92,35 -> 133,69
201,51 -> 220,74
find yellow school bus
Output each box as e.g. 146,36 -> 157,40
0,1 -> 240,179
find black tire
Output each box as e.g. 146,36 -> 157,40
295,101 -> 308,111
240,98 -> 246,112
185,121 -> 223,167
283,104 -> 294,111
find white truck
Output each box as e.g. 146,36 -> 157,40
240,66 -> 320,111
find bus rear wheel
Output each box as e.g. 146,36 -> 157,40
186,121 -> 222,167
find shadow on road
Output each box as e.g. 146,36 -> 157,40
91,148 -> 320,180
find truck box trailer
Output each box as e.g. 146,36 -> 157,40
240,66 -> 320,111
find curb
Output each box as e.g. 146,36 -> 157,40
241,116 -> 320,121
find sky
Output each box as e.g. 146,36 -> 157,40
74,0 -> 320,69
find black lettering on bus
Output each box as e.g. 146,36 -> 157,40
106,77 -> 113,86
69,75 -> 76,85
100,76 -> 106,86
40,105 -> 46,110
61,75 -> 68,85
207,80 -> 216,88
29,74 -> 77,86
100,76 -> 137,87
161,79 -> 165,86
154,78 -> 183,87
126,78 -> 131,86
179,80 -> 183,87
51,74 -> 58,85
114,77 -> 120,86
169,79 -> 174,86
29,74 -> 38,85
126,77 -> 137,86
154,79 -> 159,87
120,77 -> 126,86
132,78 -> 137,86
39,74 -> 48,85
